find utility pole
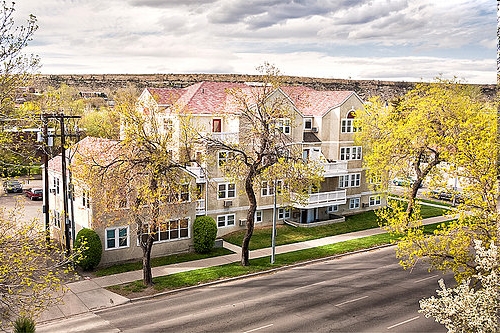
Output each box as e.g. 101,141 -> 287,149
41,112 -> 81,253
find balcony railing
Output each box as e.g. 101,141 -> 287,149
322,161 -> 348,177
210,132 -> 239,144
291,189 -> 347,209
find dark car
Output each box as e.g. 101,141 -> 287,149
3,180 -> 23,193
24,188 -> 43,200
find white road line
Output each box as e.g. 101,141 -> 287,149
334,295 -> 369,307
244,323 -> 274,333
414,274 -> 439,283
387,316 -> 420,330
292,281 -> 326,291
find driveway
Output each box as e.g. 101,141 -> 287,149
1,177 -> 44,226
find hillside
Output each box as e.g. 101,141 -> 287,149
34,74 -> 496,101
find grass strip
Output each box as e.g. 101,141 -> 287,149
95,248 -> 233,277
108,232 -> 397,297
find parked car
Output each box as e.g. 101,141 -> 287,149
392,177 -> 422,188
3,180 -> 23,193
24,188 -> 43,200
430,189 -> 464,204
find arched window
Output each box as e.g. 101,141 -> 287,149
341,110 -> 358,133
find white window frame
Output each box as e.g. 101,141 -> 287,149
140,218 -> 190,244
349,198 -> 360,209
339,173 -> 361,188
277,118 -> 291,135
255,210 -> 262,223
54,177 -> 60,194
327,205 -> 338,213
278,208 -> 291,220
304,118 -> 313,130
217,214 -> 235,227
218,182 -> 236,199
369,195 -> 382,206
261,181 -> 275,197
53,210 -> 61,228
82,190 -> 90,209
105,226 -> 130,250
218,150 -> 234,167
340,146 -> 362,161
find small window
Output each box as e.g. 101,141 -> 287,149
304,118 -> 312,130
217,214 -> 235,227
349,198 -> 360,209
369,195 -> 381,206
278,208 -> 290,220
255,210 -> 262,223
277,118 -> 291,135
106,226 -> 129,250
212,119 -> 222,133
218,183 -> 236,199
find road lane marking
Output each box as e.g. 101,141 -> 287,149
387,316 -> 420,330
293,281 -> 325,291
334,295 -> 368,307
414,275 -> 439,283
244,324 -> 274,333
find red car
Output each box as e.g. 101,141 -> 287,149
24,188 -> 43,200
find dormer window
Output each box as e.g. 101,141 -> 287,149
341,110 -> 359,133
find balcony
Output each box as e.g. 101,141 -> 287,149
322,161 -> 348,177
291,189 -> 347,209
210,132 -> 239,144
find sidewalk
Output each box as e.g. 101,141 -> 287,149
37,214 -> 453,326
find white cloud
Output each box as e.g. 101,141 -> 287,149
12,0 -> 496,83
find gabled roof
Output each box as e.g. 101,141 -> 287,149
281,86 -> 357,117
48,136 -> 120,174
144,82 -> 360,117
147,82 -> 248,115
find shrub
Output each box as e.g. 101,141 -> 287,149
74,228 -> 102,271
193,216 -> 218,254
12,316 -> 36,333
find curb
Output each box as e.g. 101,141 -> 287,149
97,243 -> 395,311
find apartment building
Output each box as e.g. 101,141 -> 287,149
46,81 -> 382,266
138,81 -> 383,237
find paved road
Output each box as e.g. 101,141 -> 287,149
38,246 -> 450,333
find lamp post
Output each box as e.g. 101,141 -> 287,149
271,179 -> 277,264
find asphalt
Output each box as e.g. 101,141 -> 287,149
35,213 -> 453,329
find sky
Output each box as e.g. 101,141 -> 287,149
14,0 -> 496,84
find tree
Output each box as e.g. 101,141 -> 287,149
0,1 -> 39,119
0,205 -> 80,330
355,79 -> 497,281
74,88 -> 194,286
420,240 -> 499,333
201,63 -> 323,266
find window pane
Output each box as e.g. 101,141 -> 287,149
227,215 -> 235,225
217,216 -> 225,227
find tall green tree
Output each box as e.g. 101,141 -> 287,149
355,79 -> 497,281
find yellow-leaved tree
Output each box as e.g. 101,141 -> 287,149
0,205 -> 80,330
355,78 -> 497,281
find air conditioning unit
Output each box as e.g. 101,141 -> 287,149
362,203 -> 369,208
239,219 -> 247,226
311,127 -> 318,133
223,200 -> 233,207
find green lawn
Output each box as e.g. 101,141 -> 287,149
98,202 -> 448,278
222,204 -> 449,250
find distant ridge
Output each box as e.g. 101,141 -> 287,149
34,73 -> 496,101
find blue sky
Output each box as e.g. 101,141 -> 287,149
16,0 -> 496,84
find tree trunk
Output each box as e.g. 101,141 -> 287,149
142,237 -> 154,286
241,167 -> 257,266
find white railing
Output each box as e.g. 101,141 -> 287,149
291,189 -> 347,209
210,132 -> 239,144
322,161 -> 348,177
